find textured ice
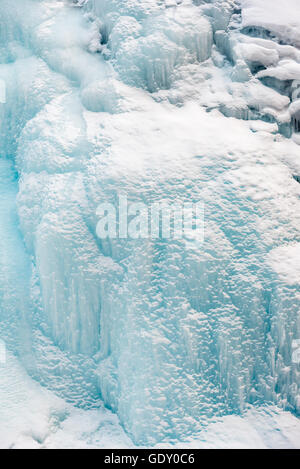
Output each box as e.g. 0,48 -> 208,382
0,0 -> 300,448
241,0 -> 300,47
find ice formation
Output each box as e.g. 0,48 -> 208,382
0,0 -> 300,447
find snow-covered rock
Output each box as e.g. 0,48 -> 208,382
0,0 -> 299,448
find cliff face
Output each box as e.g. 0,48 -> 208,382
0,0 -> 299,447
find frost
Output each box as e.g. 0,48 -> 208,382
0,0 -> 300,448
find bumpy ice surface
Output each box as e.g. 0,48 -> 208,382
0,0 -> 300,448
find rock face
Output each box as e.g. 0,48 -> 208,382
0,0 -> 299,446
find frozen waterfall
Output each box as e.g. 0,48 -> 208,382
0,0 -> 299,448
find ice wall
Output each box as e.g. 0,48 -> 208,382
83,0 -> 213,92
0,0 -> 299,445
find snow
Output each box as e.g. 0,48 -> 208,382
0,351 -> 132,449
0,0 -> 299,448
241,0 -> 300,47
268,243 -> 300,287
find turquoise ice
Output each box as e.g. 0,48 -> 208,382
0,0 -> 300,447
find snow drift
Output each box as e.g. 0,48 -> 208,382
0,0 -> 299,447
